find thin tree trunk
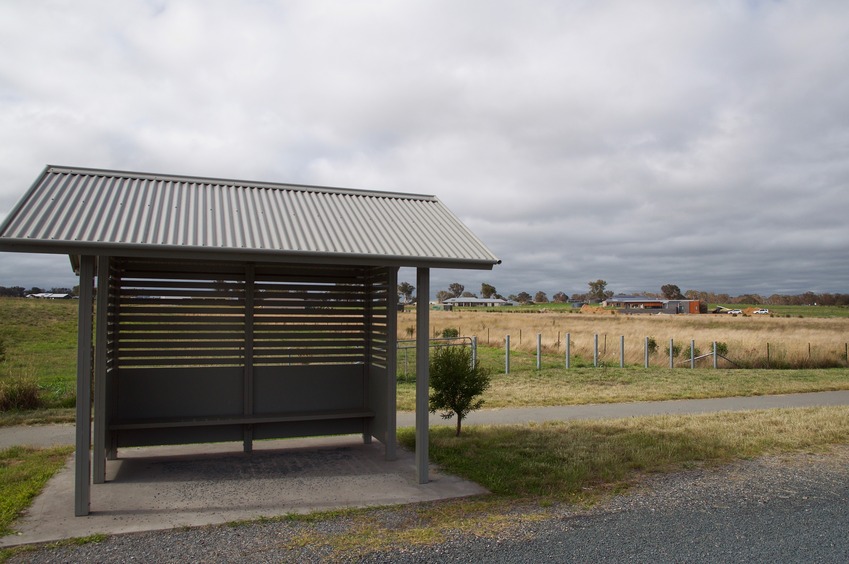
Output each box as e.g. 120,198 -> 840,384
456,416 -> 462,436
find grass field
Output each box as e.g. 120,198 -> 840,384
0,299 -> 77,408
402,309 -> 849,367
2,297 -> 849,419
397,366 -> 849,411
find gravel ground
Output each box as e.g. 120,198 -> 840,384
9,447 -> 849,563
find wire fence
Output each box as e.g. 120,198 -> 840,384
395,333 -> 849,378
396,336 -> 476,382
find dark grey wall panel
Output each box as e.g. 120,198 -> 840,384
117,367 -> 243,419
253,365 -> 364,413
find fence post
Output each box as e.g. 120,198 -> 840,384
505,335 -> 511,374
669,338 -> 674,369
713,341 -> 717,369
565,332 -> 571,369
766,342 -> 770,368
472,336 -> 477,369
620,335 -> 625,368
594,334 -> 599,367
644,336 -> 649,368
536,333 -> 542,370
690,339 -> 695,369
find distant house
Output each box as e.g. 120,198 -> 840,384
26,292 -> 72,299
602,295 -> 700,314
443,297 -> 513,307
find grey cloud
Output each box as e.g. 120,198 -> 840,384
1,1 -> 848,296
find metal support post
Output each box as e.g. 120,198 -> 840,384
415,268 -> 430,484
75,256 -> 95,516
93,256 -> 109,484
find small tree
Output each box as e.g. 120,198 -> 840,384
646,337 -> 658,356
429,346 -> 491,436
516,291 -> 533,304
534,291 -> 549,303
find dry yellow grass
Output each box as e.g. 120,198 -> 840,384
399,310 -> 849,366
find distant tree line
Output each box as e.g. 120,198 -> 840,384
411,279 -> 849,307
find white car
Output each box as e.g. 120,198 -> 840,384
727,309 -> 743,314
753,309 -> 770,314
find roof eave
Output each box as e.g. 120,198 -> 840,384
0,239 -> 499,273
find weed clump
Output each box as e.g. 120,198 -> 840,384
0,376 -> 41,411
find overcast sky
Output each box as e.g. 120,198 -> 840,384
1,1 -> 847,298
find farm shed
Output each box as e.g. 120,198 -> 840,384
0,165 -> 500,516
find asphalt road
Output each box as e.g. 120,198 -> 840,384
366,455 -> 849,563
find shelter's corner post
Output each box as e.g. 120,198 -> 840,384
415,267 -> 430,484
384,266 -> 398,460
93,255 -> 110,484
75,255 -> 96,516
243,263 -> 255,455
363,270 -> 374,446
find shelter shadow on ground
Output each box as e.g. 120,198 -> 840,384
2,435 -> 487,548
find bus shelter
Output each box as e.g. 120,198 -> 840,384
0,166 -> 499,515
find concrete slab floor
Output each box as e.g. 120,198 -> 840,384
1,435 -> 487,548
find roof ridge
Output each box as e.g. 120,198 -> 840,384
45,165 -> 436,201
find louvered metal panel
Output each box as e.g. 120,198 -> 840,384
108,258 -> 392,369
0,165 -> 500,269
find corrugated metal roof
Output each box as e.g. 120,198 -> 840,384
0,166 -> 500,269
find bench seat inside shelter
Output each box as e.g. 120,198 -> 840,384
0,165 -> 500,516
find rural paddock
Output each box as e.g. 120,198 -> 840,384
402,310 -> 849,368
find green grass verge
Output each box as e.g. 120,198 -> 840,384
399,406 -> 849,501
0,445 -> 73,536
397,367 -> 849,411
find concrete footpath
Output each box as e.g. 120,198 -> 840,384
2,390 -> 848,548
